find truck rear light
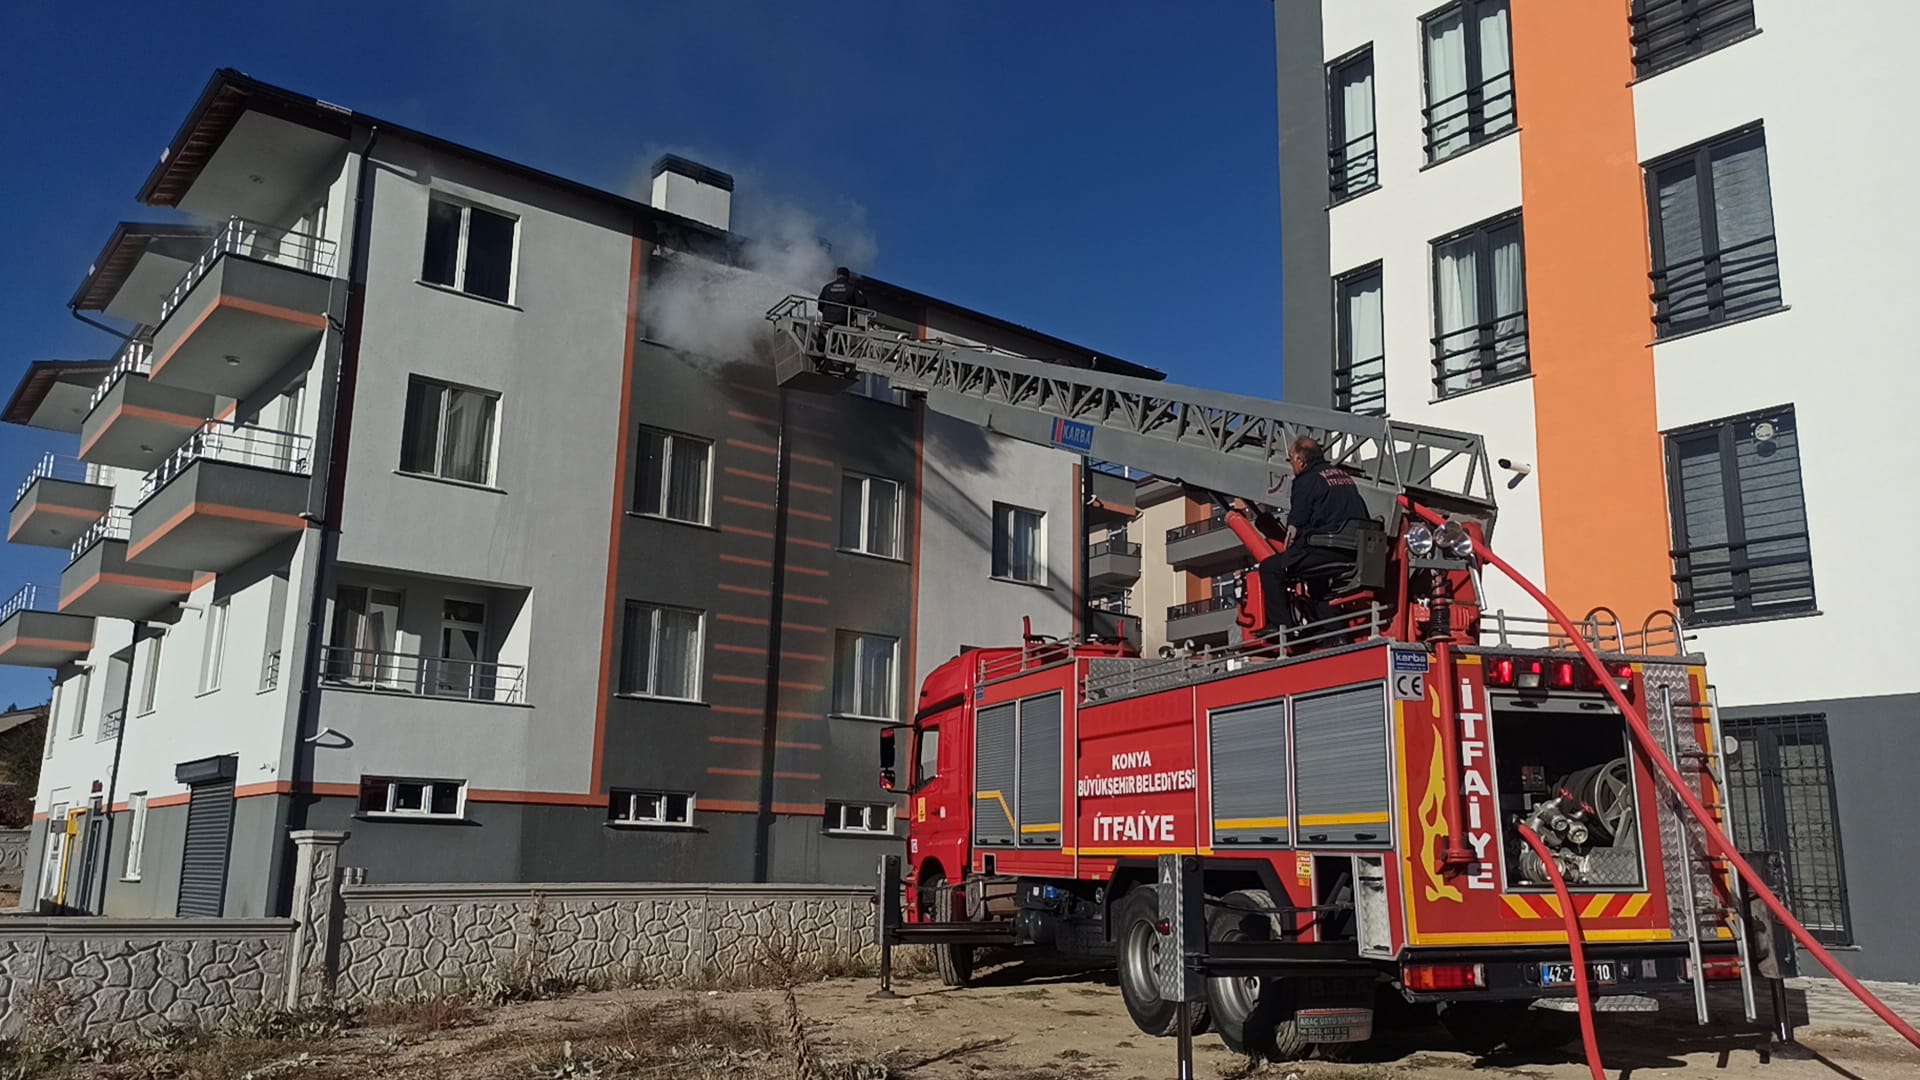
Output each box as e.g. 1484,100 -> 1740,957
1486,657 -> 1517,687
1403,962 -> 1485,992
1550,660 -> 1577,689
1686,957 -> 1742,982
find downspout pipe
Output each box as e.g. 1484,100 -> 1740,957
69,308 -> 134,343
90,620 -> 144,914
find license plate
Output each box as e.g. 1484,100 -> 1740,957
1540,962 -> 1615,987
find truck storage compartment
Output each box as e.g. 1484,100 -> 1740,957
1492,707 -> 1645,889
1292,684 -> 1392,846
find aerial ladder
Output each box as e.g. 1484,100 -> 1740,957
763,296 -> 1920,1073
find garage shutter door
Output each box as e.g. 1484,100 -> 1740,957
175,779 -> 235,917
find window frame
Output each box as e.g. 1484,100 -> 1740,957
137,636 -> 163,716
1429,210 -> 1529,399
400,376 -> 503,487
1663,406 -> 1816,626
1326,44 -> 1379,202
421,194 -> 521,304
1419,0 -> 1517,164
1644,123 -> 1783,338
1333,261 -> 1387,416
198,597 -> 230,695
357,776 -> 468,820
64,671 -> 90,739
823,800 -> 896,836
913,726 -> 942,792
122,792 -> 148,881
619,601 -> 707,702
1629,0 -> 1759,79
833,631 -> 900,722
840,472 -> 903,560
608,789 -> 696,828
991,502 -> 1047,586
632,425 -> 715,525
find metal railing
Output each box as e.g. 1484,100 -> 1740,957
261,649 -> 281,692
1431,314 -> 1529,398
1630,0 -> 1756,76
1650,234 -> 1781,336
86,340 -> 153,416
1088,539 -> 1141,559
137,420 -> 312,504
0,583 -> 56,622
1165,516 -> 1233,544
1084,604 -> 1388,703
160,217 -> 339,322
1329,130 -> 1379,199
318,647 -> 525,704
1335,352 -> 1386,416
15,452 -> 103,505
70,507 -> 132,563
99,707 -> 124,741
1423,76 -> 1516,163
1167,596 -> 1239,622
1478,607 -> 1692,657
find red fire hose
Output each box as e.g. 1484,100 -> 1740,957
1407,502 -> 1920,1051
1517,823 -> 1606,1080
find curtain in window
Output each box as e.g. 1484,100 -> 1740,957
655,607 -> 701,699
1341,271 -> 1385,411
1490,227 -> 1527,372
1673,434 -> 1734,617
1425,9 -> 1469,157
665,437 -> 708,522
1346,273 -> 1383,366
1011,510 -> 1041,583
441,388 -> 495,484
1711,133 -> 1781,318
1434,238 -> 1479,380
1336,57 -> 1375,191
867,481 -> 898,556
1655,158 -> 1709,326
1476,1 -> 1515,136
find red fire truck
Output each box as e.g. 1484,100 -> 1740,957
767,298 -> 1755,1060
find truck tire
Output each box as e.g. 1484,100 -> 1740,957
1437,1000 -> 1574,1054
929,873 -> 975,988
1114,886 -> 1209,1038
1204,890 -> 1310,1061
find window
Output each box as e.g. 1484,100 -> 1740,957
620,601 -> 704,700
1646,126 -> 1781,337
123,792 -> 148,881
609,789 -> 694,827
914,727 -> 941,790
825,800 -> 894,835
634,427 -> 712,524
992,503 -> 1045,585
1665,406 -> 1814,625
195,597 -> 228,694
1334,263 -> 1386,416
438,599 -> 487,697
402,377 -> 500,486
421,197 -> 517,303
834,631 -> 899,720
1422,0 -> 1515,163
1722,714 -> 1851,945
137,637 -> 162,715
840,473 -> 901,559
64,671 -> 90,738
325,586 -> 402,686
1630,0 -> 1756,78
1327,47 -> 1377,200
1432,212 -> 1528,397
358,776 -> 465,818
850,372 -> 910,406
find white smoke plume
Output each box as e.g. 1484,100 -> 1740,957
641,175 -> 879,361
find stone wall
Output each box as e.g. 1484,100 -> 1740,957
0,919 -> 295,1041
334,882 -> 877,1001
0,828 -> 26,892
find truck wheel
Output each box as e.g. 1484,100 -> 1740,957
1115,886 -> 1209,1038
1438,1000 -> 1571,1054
929,873 -> 974,988
1204,890 -> 1309,1061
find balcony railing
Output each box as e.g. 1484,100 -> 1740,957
1650,234 -> 1781,337
261,648 -> 281,692
1423,74 -> 1516,163
1329,130 -> 1379,200
16,452 -> 104,505
100,707 -> 125,741
1167,596 -> 1238,621
86,340 -> 154,415
1088,539 -> 1142,559
137,421 -> 313,504
1431,313 -> 1529,398
1335,352 -> 1386,417
319,647 -> 526,704
0,583 -> 56,622
70,507 -> 132,563
160,217 -> 339,322
1166,516 -> 1233,544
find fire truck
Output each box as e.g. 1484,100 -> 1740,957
765,297 -> 1759,1061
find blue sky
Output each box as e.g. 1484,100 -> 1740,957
0,0 -> 1283,706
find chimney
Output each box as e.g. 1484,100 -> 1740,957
649,155 -> 734,232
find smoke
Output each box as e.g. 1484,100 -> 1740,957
640,173 -> 879,361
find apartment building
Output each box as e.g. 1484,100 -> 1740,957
7,69 -> 1160,917
1274,0 -> 1920,979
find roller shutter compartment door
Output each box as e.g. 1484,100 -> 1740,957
176,779 -> 236,917
1291,684 -> 1391,846
974,702 -> 1017,847
1016,693 -> 1063,848
1210,698 -> 1291,847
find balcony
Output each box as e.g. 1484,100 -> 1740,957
1087,538 -> 1142,586
148,218 -> 337,401
126,421 -> 312,574
1165,517 -> 1249,576
0,584 -> 94,667
1086,600 -> 1142,646
1086,465 -> 1139,529
10,454 -> 111,548
319,647 -> 525,704
60,509 -> 197,619
1166,596 -> 1239,648
79,341 -> 216,470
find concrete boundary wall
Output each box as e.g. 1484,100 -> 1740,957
0,828 -> 25,891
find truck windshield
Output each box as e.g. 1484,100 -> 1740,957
914,726 -> 941,790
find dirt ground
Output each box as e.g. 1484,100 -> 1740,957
11,956 -> 1920,1079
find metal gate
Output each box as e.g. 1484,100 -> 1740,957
175,755 -> 238,918
1722,714 -> 1851,950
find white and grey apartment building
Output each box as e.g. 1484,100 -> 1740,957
1273,0 -> 1920,979
9,69 -> 1161,917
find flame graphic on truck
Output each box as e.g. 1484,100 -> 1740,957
1417,738 -> 1464,904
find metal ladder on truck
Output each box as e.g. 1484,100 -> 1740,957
1656,683 -> 1759,1026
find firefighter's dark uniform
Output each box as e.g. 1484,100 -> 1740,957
1257,460 -> 1373,628
817,276 -> 864,327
